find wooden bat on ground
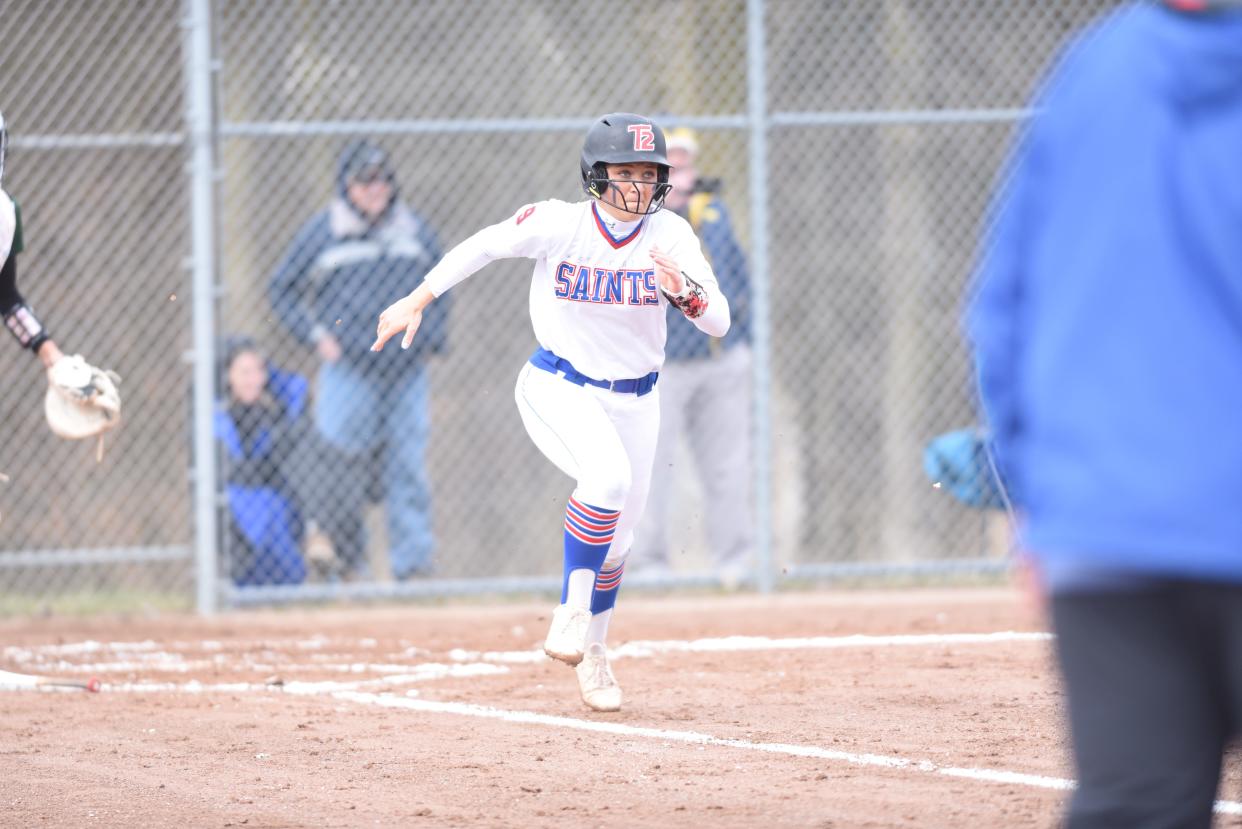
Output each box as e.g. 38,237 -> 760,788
0,668 -> 101,692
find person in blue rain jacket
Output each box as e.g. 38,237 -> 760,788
967,3 -> 1242,825
215,336 -> 307,587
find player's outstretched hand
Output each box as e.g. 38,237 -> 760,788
372,293 -> 424,352
650,246 -> 685,295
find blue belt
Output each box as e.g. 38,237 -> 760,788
529,348 -> 658,396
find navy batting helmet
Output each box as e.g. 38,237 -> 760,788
580,113 -> 672,216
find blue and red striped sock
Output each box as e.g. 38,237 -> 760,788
590,562 -> 625,614
561,497 -> 620,603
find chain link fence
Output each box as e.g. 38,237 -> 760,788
0,0 -> 1127,613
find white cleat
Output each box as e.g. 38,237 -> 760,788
575,643 -> 622,712
543,604 -> 592,666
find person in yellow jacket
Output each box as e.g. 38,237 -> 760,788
631,128 -> 754,586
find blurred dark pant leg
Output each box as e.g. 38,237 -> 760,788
1212,584 -> 1242,785
366,443 -> 387,505
225,519 -> 257,586
320,448 -> 369,575
1051,587 -> 1225,829
283,427 -> 367,575
315,361 -> 382,577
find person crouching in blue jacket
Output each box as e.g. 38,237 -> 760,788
215,336 -> 308,587
268,140 -> 450,581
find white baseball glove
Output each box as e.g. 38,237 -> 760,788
45,354 -> 122,441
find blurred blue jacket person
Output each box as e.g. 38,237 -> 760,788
969,4 -> 1242,590
968,3 -> 1242,826
215,337 -> 307,587
269,140 -> 448,579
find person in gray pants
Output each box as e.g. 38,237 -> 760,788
631,128 -> 753,583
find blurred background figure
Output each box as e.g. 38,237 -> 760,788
968,2 -> 1242,826
268,140 -> 449,581
632,127 -> 754,585
3,108 -> 121,444
214,336 -> 307,588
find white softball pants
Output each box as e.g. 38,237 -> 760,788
513,361 -> 661,569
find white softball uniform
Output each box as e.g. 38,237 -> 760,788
423,198 -> 731,563
424,199 -> 730,378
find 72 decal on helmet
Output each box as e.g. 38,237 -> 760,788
628,124 -> 655,152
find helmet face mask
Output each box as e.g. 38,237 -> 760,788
580,113 -> 672,216
588,161 -> 673,216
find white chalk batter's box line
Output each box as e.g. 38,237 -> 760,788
0,631 -> 1056,692
338,692 -> 1242,817
3,630 -> 1240,817
3,630 -> 1055,674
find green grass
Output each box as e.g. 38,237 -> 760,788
0,589 -> 193,618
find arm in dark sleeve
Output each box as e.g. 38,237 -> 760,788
268,214 -> 331,345
0,250 -> 21,309
1,251 -> 49,354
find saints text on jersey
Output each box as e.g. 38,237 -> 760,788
553,261 -> 659,306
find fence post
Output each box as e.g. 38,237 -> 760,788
183,0 -> 219,615
747,0 -> 775,594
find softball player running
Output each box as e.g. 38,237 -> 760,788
373,112 -> 730,711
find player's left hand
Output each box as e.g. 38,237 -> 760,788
650,246 -> 685,295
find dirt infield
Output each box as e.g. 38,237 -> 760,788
1,588 -> 1239,828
